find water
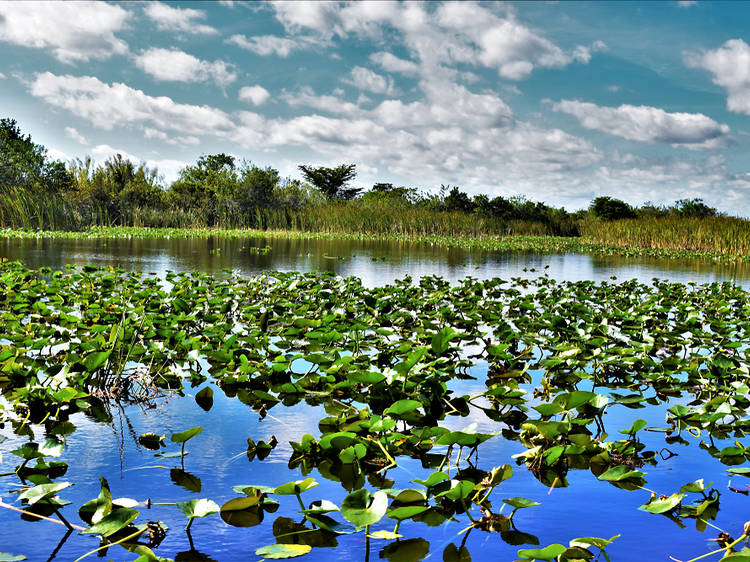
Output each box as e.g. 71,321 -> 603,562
0,235 -> 748,561
2,235 -> 749,288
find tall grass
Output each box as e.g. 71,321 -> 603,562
0,186 -> 110,230
125,201 -> 577,236
581,216 -> 750,256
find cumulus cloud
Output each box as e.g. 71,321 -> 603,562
143,2 -> 217,35
29,72 -> 238,135
64,127 -> 88,145
268,1 -> 596,81
281,87 -> 361,115
552,100 -> 731,149
0,1 -> 128,63
369,52 -> 419,75
685,39 -> 750,115
238,85 -> 271,106
344,67 -> 395,95
227,34 -> 301,57
134,48 -> 237,88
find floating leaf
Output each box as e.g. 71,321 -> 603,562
255,544 -> 311,559
177,498 -> 219,519
517,544 -> 567,560
82,508 -> 138,537
502,497 -> 540,509
597,466 -> 646,482
18,481 -> 71,505
274,478 -> 318,495
340,489 -> 388,527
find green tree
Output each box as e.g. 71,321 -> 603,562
70,154 -> 163,224
672,198 -> 717,218
0,117 -> 72,192
298,163 -> 360,200
442,185 -> 473,213
169,154 -> 238,224
237,163 -> 280,211
589,196 -> 636,221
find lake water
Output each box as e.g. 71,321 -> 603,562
0,235 -> 748,562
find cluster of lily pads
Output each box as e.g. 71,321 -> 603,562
1,258 -> 749,560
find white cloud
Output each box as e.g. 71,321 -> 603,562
29,72 -> 238,136
685,39 -> 750,116
678,1 -> 697,7
0,72 -> 6,79
281,87 -> 360,115
267,1 -> 596,81
143,2 -> 217,35
369,52 -> 419,75
239,85 -> 271,106
270,2 -> 341,38
345,67 -> 395,95
143,128 -> 200,146
0,1 -> 128,63
134,48 -> 237,88
227,34 -> 301,57
552,100 -> 731,148
64,127 -> 88,145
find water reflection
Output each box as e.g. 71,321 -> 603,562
2,235 -> 749,288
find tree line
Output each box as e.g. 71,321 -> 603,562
0,117 -> 721,232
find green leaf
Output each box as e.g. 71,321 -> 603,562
413,471 -> 449,488
368,530 -> 403,540
502,497 -> 540,509
83,350 -> 110,372
619,419 -> 648,436
177,498 -> 219,519
138,433 -> 165,450
518,544 -> 568,560
340,489 -> 388,527
680,479 -> 710,493
18,481 -> 71,505
0,555 -> 27,561
255,544 -> 311,559
274,478 -> 319,495
639,493 -> 685,514
82,508 -> 139,537
170,426 -> 203,444
569,536 -> 620,549
728,467 -> 750,477
597,466 -> 646,482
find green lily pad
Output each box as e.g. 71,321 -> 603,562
255,544 -> 311,559
517,544 -> 567,560
82,507 -> 139,537
340,489 -> 388,527
170,426 -> 203,444
639,493 -> 685,514
177,498 -> 219,519
502,497 -> 540,509
597,466 -> 646,482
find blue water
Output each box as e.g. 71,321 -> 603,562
0,235 -> 748,561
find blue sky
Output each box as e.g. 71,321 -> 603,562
2,1 -> 750,213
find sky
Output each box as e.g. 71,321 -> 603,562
2,1 -> 750,213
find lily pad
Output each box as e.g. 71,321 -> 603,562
255,544 -> 311,559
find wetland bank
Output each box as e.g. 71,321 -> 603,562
1,231 -> 749,562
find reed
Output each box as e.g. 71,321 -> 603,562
580,216 -> 750,257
